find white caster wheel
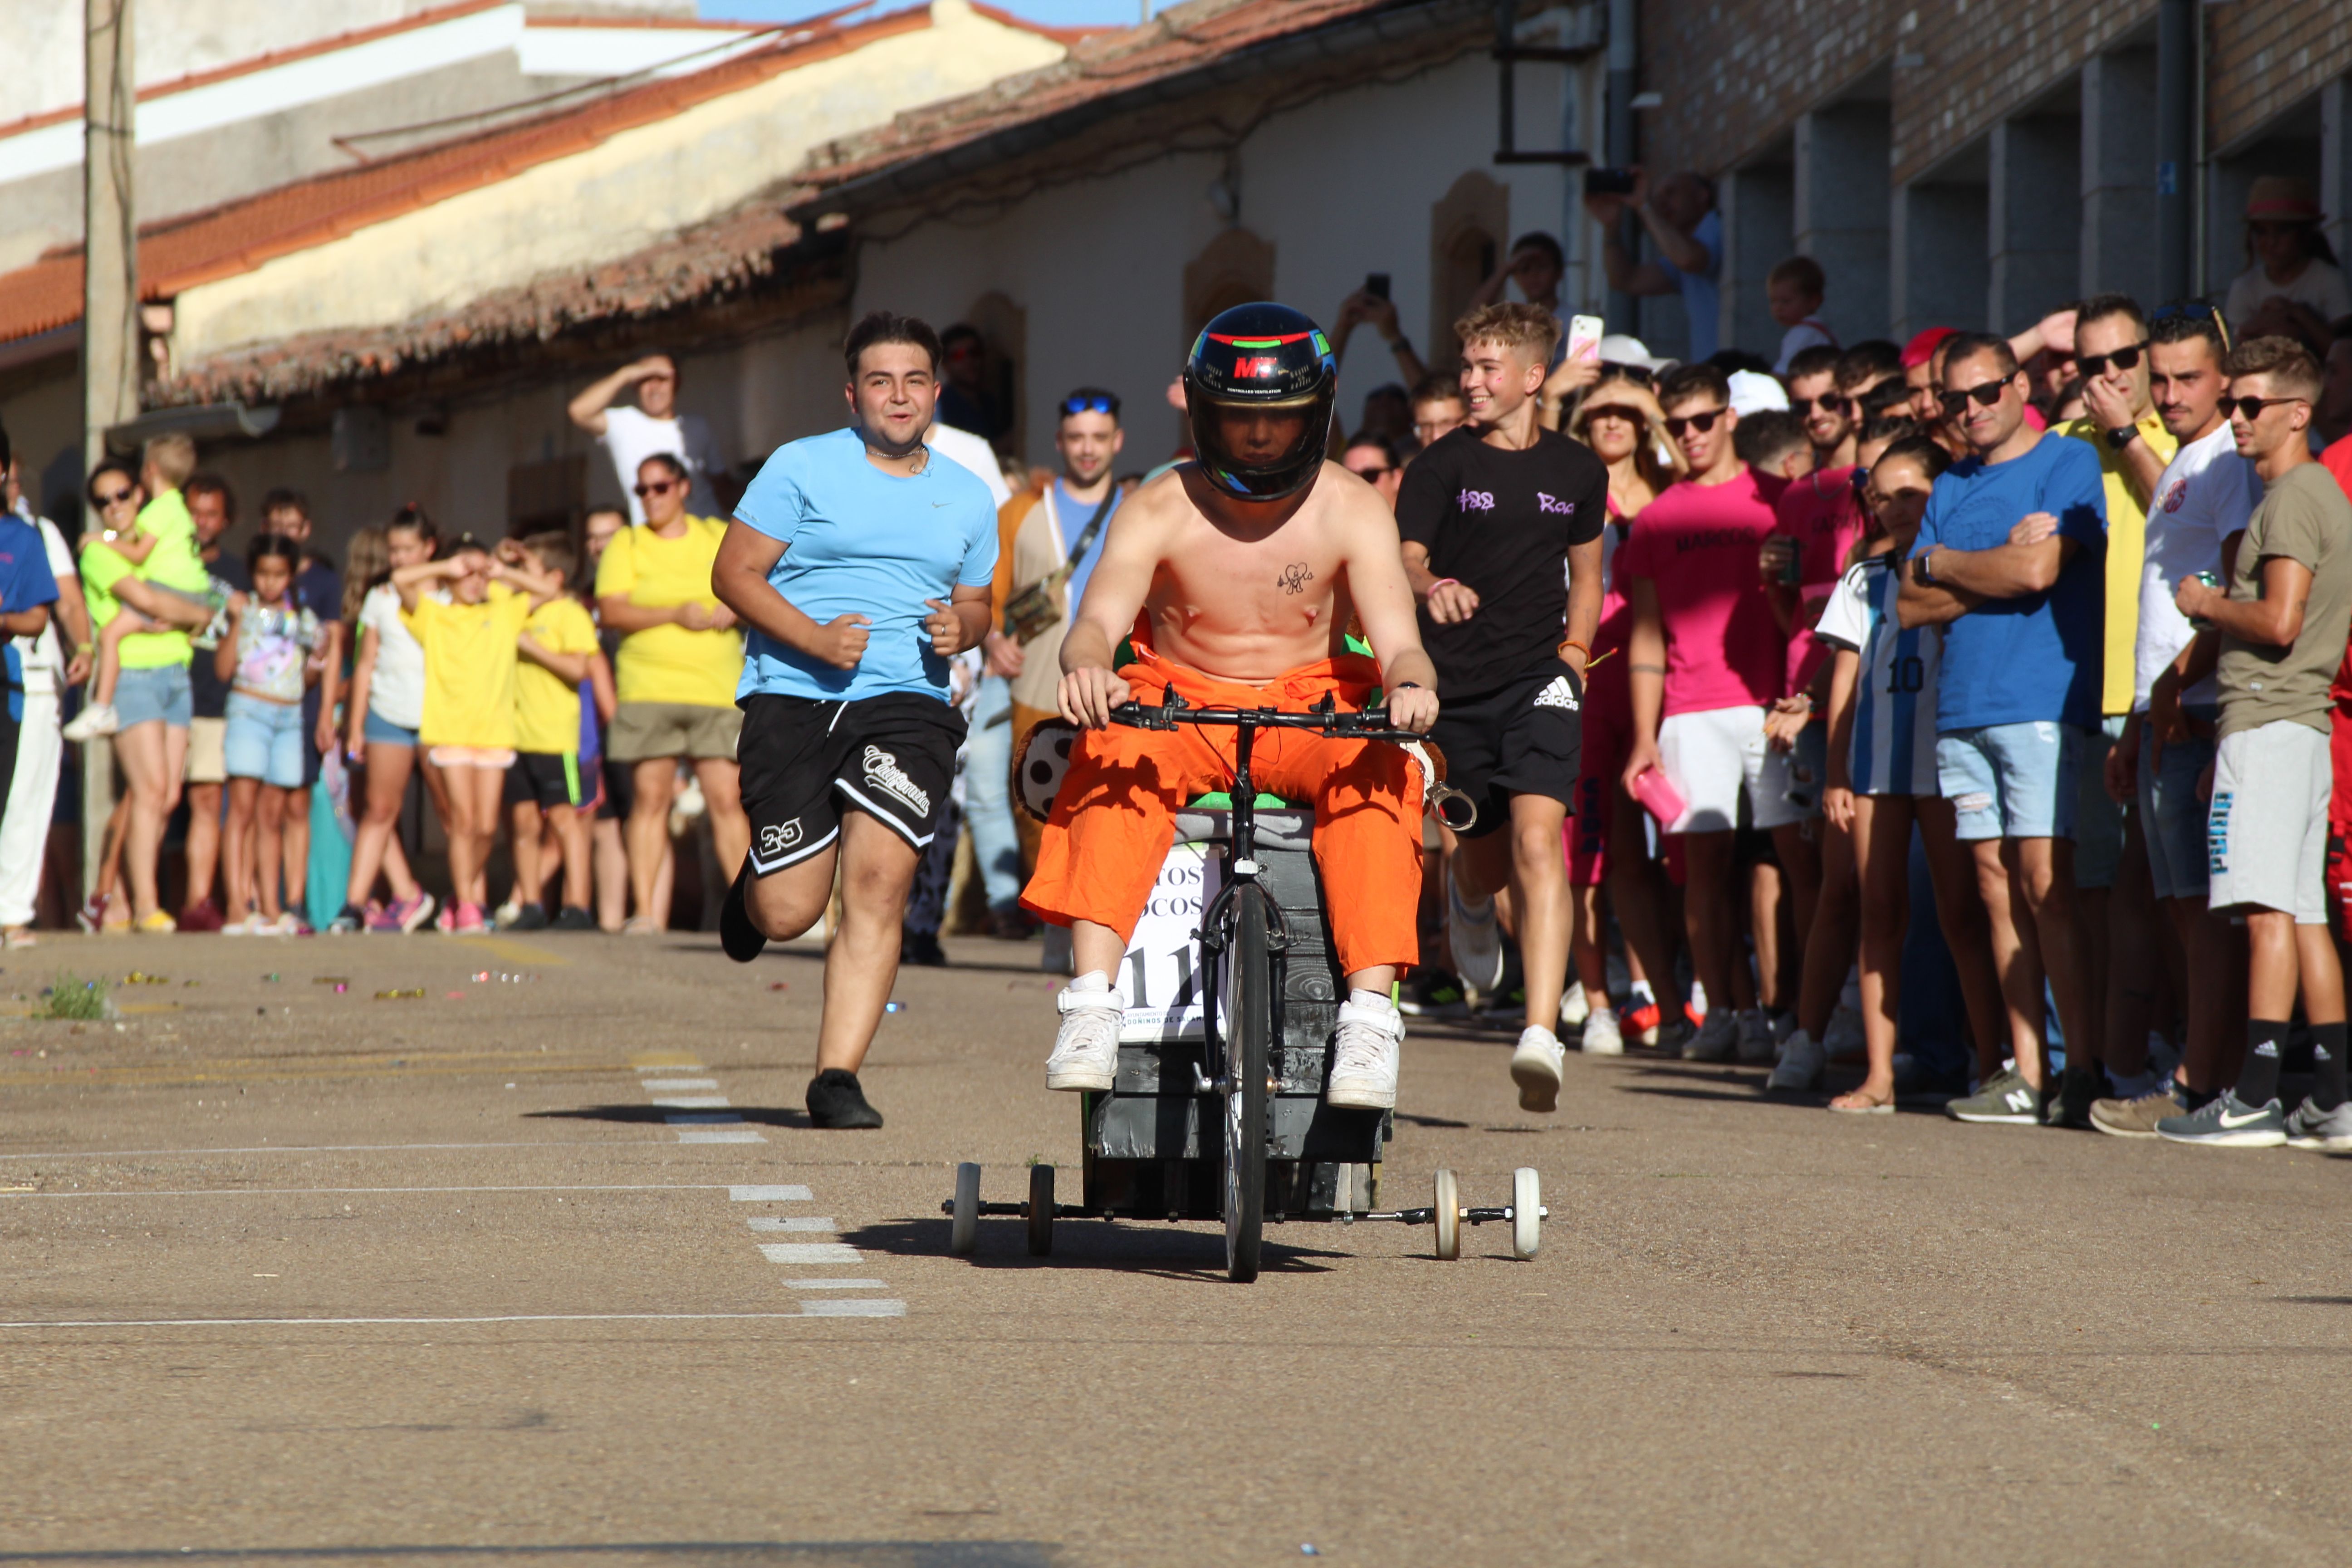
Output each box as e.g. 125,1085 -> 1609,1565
950,1161 -> 980,1255
1511,1167 -> 1541,1260
1432,1168 -> 1460,1261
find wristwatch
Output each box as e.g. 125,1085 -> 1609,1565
1910,550 -> 1936,587
2105,425 -> 2140,449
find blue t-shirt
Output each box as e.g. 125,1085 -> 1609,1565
0,515 -> 60,723
1658,209 -> 1724,362
733,426 -> 1000,703
1058,480 -> 1122,615
1908,433 -> 2107,731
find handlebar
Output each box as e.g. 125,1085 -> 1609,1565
1108,689 -> 1426,745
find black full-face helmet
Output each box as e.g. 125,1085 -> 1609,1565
1183,303 -> 1338,501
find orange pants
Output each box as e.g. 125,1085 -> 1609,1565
1021,646 -> 1422,976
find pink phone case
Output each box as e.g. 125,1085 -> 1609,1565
1630,766 -> 1685,826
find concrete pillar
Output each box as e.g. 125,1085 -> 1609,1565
1891,177 -> 1989,340
2081,49 -> 2158,303
1794,102 -> 1892,342
1989,114 -> 2080,332
2323,77 -> 2352,277
1719,161 -> 1793,360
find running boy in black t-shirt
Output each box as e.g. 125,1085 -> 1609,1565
1397,302 -> 1606,1112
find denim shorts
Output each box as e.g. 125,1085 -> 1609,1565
114,663 -> 191,731
2137,706 -> 2218,901
1936,720 -> 2081,842
224,691 -> 305,788
363,708 -> 420,747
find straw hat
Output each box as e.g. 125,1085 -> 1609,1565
2245,175 -> 2323,224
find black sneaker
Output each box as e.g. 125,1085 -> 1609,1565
720,861 -> 765,963
902,928 -> 948,967
806,1068 -> 883,1129
509,903 -> 549,931
2043,1065 -> 2101,1129
325,903 -> 366,935
551,905 -> 595,932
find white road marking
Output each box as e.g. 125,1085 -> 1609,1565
0,1312 -> 834,1328
799,1299 -> 905,1318
0,1142 -> 663,1161
728,1185 -> 812,1202
792,1279 -> 887,1290
760,1242 -> 861,1264
663,1112 -> 743,1125
676,1129 -> 764,1144
14,1185 -> 793,1199
650,1096 -> 731,1109
745,1216 -> 835,1232
634,1064 -> 704,1073
640,1078 -> 719,1092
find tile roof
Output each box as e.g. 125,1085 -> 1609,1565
0,5 -> 932,349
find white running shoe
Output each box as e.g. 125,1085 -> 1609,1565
62,701 -> 119,743
1823,1004 -> 1865,1058
1768,1029 -> 1825,1091
1045,972 -> 1126,1091
1326,992 -> 1403,1109
1735,1008 -> 1774,1063
1683,1010 -> 1738,1062
1510,1025 -> 1565,1112
1446,870 -> 1504,993
1580,1006 -> 1624,1056
1558,986 -> 1590,1029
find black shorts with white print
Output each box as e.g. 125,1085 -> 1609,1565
736,692 -> 965,876
1426,658 -> 1583,840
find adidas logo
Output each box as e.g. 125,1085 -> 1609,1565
1532,676 -> 1580,710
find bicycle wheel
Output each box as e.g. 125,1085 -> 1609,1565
1223,887 -> 1270,1283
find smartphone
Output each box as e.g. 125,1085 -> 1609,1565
1566,314 -> 1604,364
1365,272 -> 1390,301
1584,166 -> 1638,197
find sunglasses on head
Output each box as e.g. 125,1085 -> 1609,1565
2077,341 -> 2149,379
632,479 -> 678,498
1791,392 -> 1848,416
1938,378 -> 2012,416
1663,406 -> 1726,437
1060,395 -> 1119,417
1597,361 -> 1655,385
2151,300 -> 2233,351
2219,393 -> 2307,421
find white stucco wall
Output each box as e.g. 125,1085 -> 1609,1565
851,49 -> 1588,469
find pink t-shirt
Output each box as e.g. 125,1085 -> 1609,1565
1613,469 -> 1786,717
1779,466 -> 1868,694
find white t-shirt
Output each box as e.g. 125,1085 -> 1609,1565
2223,258 -> 2352,337
11,511 -> 73,698
924,421 -> 1013,506
1773,318 -> 1838,374
601,404 -> 726,524
2135,420 -> 2263,709
358,581 -> 430,730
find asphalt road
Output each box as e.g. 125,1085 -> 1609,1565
3,929 -> 2349,1567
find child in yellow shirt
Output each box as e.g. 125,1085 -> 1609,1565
502,531 -> 604,931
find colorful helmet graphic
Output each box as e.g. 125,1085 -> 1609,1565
1183,303 -> 1338,502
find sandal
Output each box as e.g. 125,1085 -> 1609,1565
1828,1088 -> 1895,1115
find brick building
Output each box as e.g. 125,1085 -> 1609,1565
1622,0 -> 2352,357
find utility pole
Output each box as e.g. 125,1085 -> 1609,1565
82,0 -> 137,904
2154,0 -> 2195,304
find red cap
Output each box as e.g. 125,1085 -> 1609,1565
1900,326 -> 1957,370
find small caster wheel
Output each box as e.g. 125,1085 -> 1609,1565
1432,1168 -> 1460,1260
1511,1166 -> 1541,1260
950,1161 -> 980,1255
1027,1163 -> 1055,1257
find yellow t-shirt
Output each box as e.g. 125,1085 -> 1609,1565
402,585 -> 532,749
135,489 -> 212,598
593,514 -> 741,707
2057,412 -> 2180,717
80,489 -> 204,670
514,594 -> 599,755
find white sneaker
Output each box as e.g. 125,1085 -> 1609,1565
1579,1006 -> 1624,1056
62,701 -> 119,742
1326,992 -> 1403,1109
1683,1010 -> 1738,1062
1735,1008 -> 1774,1063
1768,1029 -> 1825,1091
1446,871 -> 1504,993
1510,1025 -> 1565,1112
1823,1004 -> 1865,1058
1558,986 -> 1590,1029
221,913 -> 261,936
1045,972 -> 1126,1091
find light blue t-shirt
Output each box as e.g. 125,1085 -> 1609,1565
1657,208 -> 1724,362
1057,480 -> 1122,616
733,426 -> 1000,704
1907,433 -> 2107,732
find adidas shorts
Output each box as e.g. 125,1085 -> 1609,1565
736,692 -> 965,876
1427,659 -> 1583,841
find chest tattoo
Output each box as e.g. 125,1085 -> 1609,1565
1277,562 -> 1315,596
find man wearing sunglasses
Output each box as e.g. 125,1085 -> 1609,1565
1897,333 -> 2108,1127
2156,337 -> 2352,1149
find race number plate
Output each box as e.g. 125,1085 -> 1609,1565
1118,840 -> 1223,1043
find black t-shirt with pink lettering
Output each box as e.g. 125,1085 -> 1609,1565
1396,425 -> 1607,699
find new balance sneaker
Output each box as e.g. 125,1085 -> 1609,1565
2043,1065 -> 2102,1130
1767,1029 -> 1824,1092
1735,1008 -> 1774,1064
1683,1010 -> 1738,1063
372,891 -> 435,934
2089,1080 -> 2188,1138
1446,871 -> 1504,993
1509,1025 -> 1565,1113
1579,1005 -> 1624,1056
1945,1068 -> 2043,1125
805,1068 -> 883,1129
1327,992 -> 1404,1110
61,701 -> 119,743
1045,973 -> 1126,1091
2156,1091 -> 2286,1148
2283,1097 -> 2352,1152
